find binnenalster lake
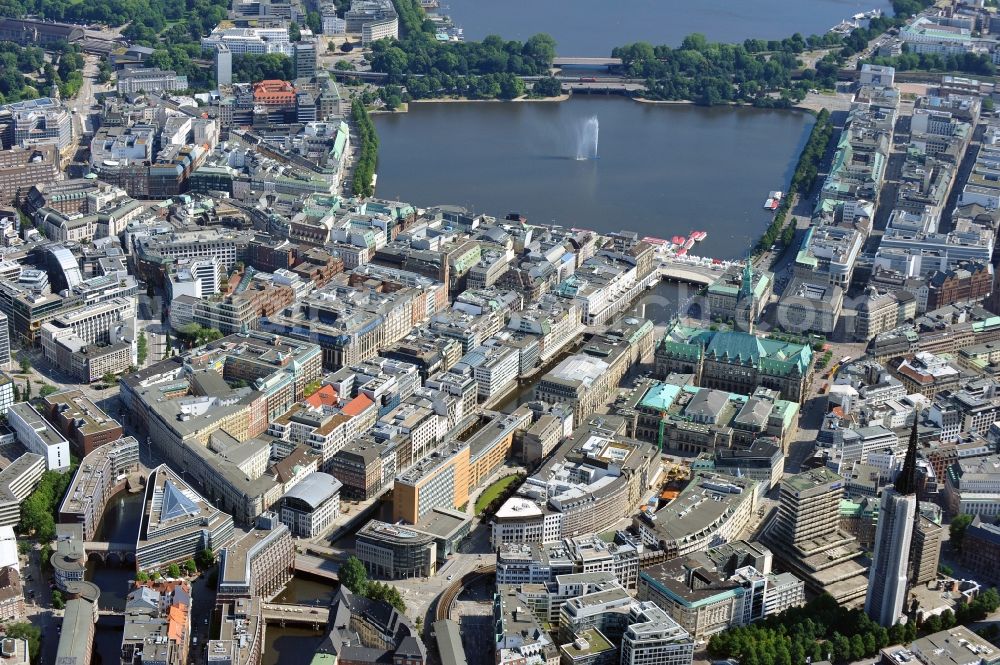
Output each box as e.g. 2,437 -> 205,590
439,0 -> 894,56
373,96 -> 815,259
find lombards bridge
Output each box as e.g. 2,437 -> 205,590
84,541 -> 137,565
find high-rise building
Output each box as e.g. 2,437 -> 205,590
865,421 -> 919,627
214,44 -> 232,86
0,312 -> 10,367
294,39 -> 317,79
766,466 -> 868,605
773,467 -> 844,548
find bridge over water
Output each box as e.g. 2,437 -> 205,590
262,602 -> 329,628
84,541 -> 136,564
657,258 -> 729,286
552,56 -> 624,68
294,555 -> 339,583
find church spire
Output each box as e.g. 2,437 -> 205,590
895,417 -> 919,495
739,253 -> 755,334
739,253 -> 753,299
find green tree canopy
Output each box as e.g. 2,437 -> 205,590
950,514 -> 974,552
339,555 -> 368,594
5,623 -> 40,660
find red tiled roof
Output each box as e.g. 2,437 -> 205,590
305,384 -> 338,408
342,394 -> 374,417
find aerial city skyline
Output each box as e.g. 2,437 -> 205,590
0,1 -> 999,665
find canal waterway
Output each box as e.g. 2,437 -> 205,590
440,0 -> 893,55
265,577 -> 338,665
263,626 -> 329,665
374,96 -> 814,259
88,491 -> 145,665
86,490 -> 144,611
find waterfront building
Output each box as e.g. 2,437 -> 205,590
136,465 -> 235,572
217,513 -> 295,605
315,586 -> 427,665
121,580 -> 193,665
356,521 -> 437,580
555,243 -> 657,326
58,436 -> 139,541
50,528 -> 86,592
54,591 -> 99,665
654,323 -> 813,403
355,507 -> 470,579
120,332 -> 323,524
278,471 -> 341,538
210,597 -> 264,665
7,402 -> 70,471
705,261 -> 772,328
0,454 -> 44,528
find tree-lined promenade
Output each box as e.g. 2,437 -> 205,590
365,0 -> 940,107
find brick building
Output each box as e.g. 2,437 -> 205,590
43,390 -> 124,456
925,262 -> 992,311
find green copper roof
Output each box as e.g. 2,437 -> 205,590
640,383 -> 682,412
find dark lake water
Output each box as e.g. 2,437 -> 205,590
438,0 -> 893,55
374,96 -> 814,259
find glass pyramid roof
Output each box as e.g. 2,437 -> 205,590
161,480 -> 200,521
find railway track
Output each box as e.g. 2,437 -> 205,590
434,564 -> 496,621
